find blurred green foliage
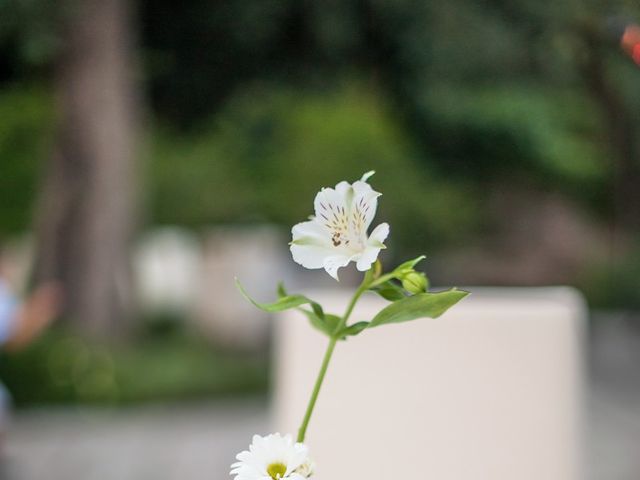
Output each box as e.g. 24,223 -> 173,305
422,84 -> 608,184
579,250 -> 640,310
1,0 -> 635,250
0,85 -> 53,234
0,0 -> 638,361
0,322 -> 267,406
150,83 -> 479,250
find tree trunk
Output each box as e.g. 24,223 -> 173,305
34,0 -> 140,337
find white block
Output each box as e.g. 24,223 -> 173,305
135,228 -> 203,314
196,226 -> 288,350
273,287 -> 586,480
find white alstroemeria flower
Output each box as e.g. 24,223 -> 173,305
290,171 -> 390,280
230,433 -> 314,480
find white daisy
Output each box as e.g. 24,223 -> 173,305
230,433 -> 314,480
290,171 -> 390,280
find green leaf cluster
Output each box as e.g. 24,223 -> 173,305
235,256 -> 468,342
368,256 -> 430,300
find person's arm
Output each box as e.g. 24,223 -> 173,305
3,283 -> 61,352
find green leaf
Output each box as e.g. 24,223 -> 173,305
337,321 -> 370,338
276,282 -> 288,298
238,279 -> 343,337
371,281 -> 406,301
310,302 -> 325,319
391,255 -> 426,276
369,289 -> 469,328
368,255 -> 427,291
236,278 -> 340,336
299,308 -> 327,334
323,314 -> 341,333
236,278 -> 315,312
300,310 -> 341,336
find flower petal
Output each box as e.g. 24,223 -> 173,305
291,220 -> 329,244
360,170 -> 375,182
231,433 -> 313,480
350,181 -> 381,235
290,244 -> 332,270
368,222 -> 390,246
290,220 -> 334,269
323,254 -> 352,280
356,246 -> 382,271
313,186 -> 350,228
334,180 -> 351,196
355,223 -> 389,271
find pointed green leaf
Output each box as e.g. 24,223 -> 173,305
392,255 -> 426,275
338,321 -> 370,338
236,278 -> 315,312
276,282 -> 288,298
368,255 -> 428,290
310,301 -> 325,319
369,289 -> 469,328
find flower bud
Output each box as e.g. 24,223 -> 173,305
401,272 -> 428,294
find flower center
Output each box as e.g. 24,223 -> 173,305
267,462 -> 287,479
317,198 -> 368,252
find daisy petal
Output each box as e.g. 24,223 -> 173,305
230,433 -> 314,480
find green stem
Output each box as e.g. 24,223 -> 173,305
296,281 -> 367,443
367,272 -> 395,289
296,336 -> 337,443
337,283 -> 367,333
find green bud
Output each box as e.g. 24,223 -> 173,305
401,272 -> 428,294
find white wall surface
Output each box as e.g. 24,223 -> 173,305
273,287 -> 586,480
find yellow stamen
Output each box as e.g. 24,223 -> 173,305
267,462 -> 287,479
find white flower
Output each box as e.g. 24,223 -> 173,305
230,433 -> 314,480
290,171 -> 390,280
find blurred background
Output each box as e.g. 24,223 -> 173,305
0,0 -> 640,478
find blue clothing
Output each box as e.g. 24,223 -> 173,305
0,279 -> 17,345
0,278 -> 17,429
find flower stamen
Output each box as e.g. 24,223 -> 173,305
332,232 -> 342,246
267,462 -> 287,479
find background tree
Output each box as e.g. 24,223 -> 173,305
0,0 -> 142,336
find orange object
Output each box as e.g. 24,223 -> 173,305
621,25 -> 640,65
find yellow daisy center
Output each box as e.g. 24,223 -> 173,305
267,462 -> 287,479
